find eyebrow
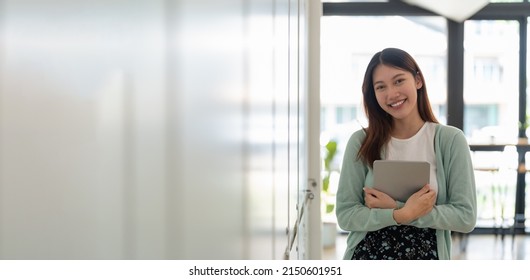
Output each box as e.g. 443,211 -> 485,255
373,73 -> 406,86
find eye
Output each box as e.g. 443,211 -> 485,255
395,79 -> 404,85
374,85 -> 386,91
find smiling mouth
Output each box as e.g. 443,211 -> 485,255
389,99 -> 406,108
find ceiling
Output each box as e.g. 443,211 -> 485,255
402,0 -> 491,22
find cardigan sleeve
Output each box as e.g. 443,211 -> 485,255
408,126 -> 477,233
335,130 -> 398,232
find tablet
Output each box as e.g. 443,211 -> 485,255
373,160 -> 430,202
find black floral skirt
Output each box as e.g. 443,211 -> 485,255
351,225 -> 438,260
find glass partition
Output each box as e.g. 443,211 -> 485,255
464,20 -> 519,144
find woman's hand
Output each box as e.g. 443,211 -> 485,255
393,184 -> 436,224
363,187 -> 397,209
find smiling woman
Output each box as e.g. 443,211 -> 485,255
335,48 -> 477,260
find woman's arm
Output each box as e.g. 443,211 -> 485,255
335,131 -> 399,232
407,129 -> 477,233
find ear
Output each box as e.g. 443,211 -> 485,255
415,74 -> 423,89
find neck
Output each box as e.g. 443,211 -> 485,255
392,117 -> 426,139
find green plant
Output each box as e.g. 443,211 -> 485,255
519,114 -> 530,137
322,140 -> 338,214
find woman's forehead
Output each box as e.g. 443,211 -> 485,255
373,64 -> 410,80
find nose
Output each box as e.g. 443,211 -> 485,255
389,85 -> 400,98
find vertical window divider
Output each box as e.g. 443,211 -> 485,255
447,19 -> 465,130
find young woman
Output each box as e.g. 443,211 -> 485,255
336,48 -> 477,260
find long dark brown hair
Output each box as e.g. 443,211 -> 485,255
358,48 -> 438,168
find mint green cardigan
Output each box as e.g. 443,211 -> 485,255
336,124 -> 477,260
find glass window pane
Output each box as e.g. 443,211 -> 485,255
464,20 -> 519,144
472,145 -> 518,229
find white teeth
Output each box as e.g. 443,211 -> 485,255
390,100 -> 405,107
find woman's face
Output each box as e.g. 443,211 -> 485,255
372,64 -> 422,122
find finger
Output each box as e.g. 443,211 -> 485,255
365,193 -> 377,199
425,184 -> 437,191
426,188 -> 437,196
429,192 -> 437,201
414,185 -> 427,194
363,188 -> 375,197
364,187 -> 383,196
420,190 -> 436,200
424,193 -> 436,205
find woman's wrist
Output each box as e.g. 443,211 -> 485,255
393,207 -> 411,224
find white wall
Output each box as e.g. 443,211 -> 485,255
0,0 -> 320,259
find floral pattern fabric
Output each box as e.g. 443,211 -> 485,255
351,225 -> 438,260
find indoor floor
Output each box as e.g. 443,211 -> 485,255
324,232 -> 530,260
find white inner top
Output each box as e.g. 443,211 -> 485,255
385,122 -> 438,193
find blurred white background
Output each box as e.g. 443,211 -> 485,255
0,0 -> 321,259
